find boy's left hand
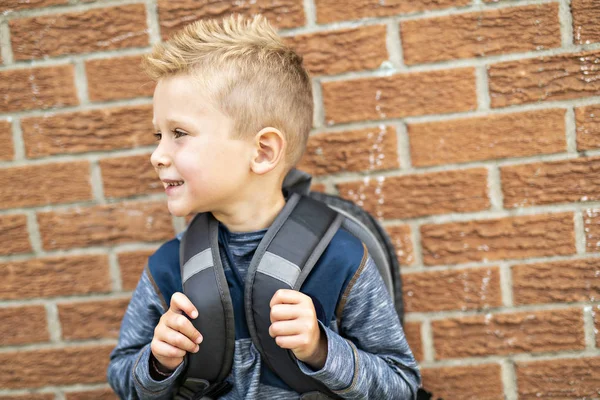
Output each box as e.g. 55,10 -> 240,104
269,289 -> 328,370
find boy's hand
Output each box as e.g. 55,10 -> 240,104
151,292 -> 203,372
269,289 -> 328,370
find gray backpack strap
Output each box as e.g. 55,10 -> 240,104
245,193 -> 344,398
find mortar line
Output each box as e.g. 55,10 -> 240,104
565,106 -> 578,153
558,0 -> 574,46
501,359 -> 518,400
421,319 -> 435,362
45,302 -> 62,342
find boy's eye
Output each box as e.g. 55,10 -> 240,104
154,132 -> 162,141
173,129 -> 187,138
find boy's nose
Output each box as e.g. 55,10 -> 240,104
150,145 -> 171,169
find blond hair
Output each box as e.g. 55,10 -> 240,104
142,15 -> 313,168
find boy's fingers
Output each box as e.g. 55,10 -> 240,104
270,304 -> 301,323
151,339 -> 187,359
269,320 -> 300,338
269,289 -> 304,308
170,292 -> 198,319
164,330 -> 200,353
165,313 -> 203,344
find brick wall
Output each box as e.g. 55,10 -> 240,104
0,0 -> 599,398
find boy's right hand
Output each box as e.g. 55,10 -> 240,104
151,292 -> 203,372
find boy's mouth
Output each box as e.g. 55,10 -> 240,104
162,179 -> 185,191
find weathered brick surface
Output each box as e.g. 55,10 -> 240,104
314,0 -> 470,24
385,224 -> 415,267
117,249 -> 156,291
58,298 -> 129,340
337,168 -> 489,220
403,267 -> 501,312
501,157 -> 600,208
322,68 -> 476,125
401,4 -> 560,65
572,0 -> 600,45
421,213 -> 576,265
0,395 -> 54,400
65,389 -> 118,400
0,65 -> 78,112
516,357 -> 600,399
0,345 -> 113,388
86,55 -> 155,102
584,208 -> 600,253
489,51 -> 600,107
576,104 -> 600,151
22,105 -> 154,158
0,255 -> 111,300
0,120 -> 14,161
0,214 -> 31,256
37,201 -> 174,250
0,305 -> 48,346
100,154 -> 162,199
403,322 -> 423,361
285,25 -> 387,76
298,126 -> 399,176
432,308 -> 585,359
10,5 -> 149,60
0,0 -> 67,12
513,258 -> 600,305
0,162 -> 92,209
408,109 -> 565,167
157,0 -> 305,39
422,364 -> 504,400
310,183 -> 326,193
595,305 -> 600,347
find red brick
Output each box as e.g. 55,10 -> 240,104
86,55 -> 155,102
65,389 -> 118,400
516,357 -> 600,399
489,50 -> 600,107
402,4 -> 560,65
0,65 -> 78,112
58,298 -> 129,340
0,305 -> 48,346
403,267 -> 501,312
323,68 -> 476,125
0,0 -> 67,12
298,126 -> 399,176
595,305 -> 600,348
157,0 -> 305,39
432,308 -> 585,359
0,214 -> 31,256
421,213 -> 576,265
37,201 -> 174,250
21,105 -> 154,158
10,5 -> 148,60
422,364 -> 504,400
501,157 -> 600,208
337,168 -> 489,220
0,120 -> 14,161
572,0 -> 600,45
408,109 -> 565,167
403,322 -> 423,362
0,161 -> 92,209
285,25 -> 387,76
385,225 -> 415,267
100,154 -> 162,199
314,0 -> 470,24
512,258 -> 600,305
0,395 -> 54,400
0,255 -> 111,300
117,249 -> 155,291
584,208 -> 600,253
575,104 -> 600,151
310,183 -> 326,193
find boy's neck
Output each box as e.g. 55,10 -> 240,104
211,189 -> 286,233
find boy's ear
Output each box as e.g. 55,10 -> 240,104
250,127 -> 285,175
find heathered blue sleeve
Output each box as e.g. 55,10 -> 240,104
298,255 -> 421,399
107,267 -> 187,399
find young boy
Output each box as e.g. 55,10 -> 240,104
107,15 -> 421,399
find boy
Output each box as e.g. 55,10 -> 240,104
107,15 -> 421,399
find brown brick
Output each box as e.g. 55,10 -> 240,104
432,308 -> 585,359
0,65 -> 78,112
322,68 -> 476,125
59,298 -> 129,340
0,120 -> 14,161
65,389 -> 118,400
403,322 -> 423,362
408,109 -> 565,167
385,224 -> 415,267
10,5 -> 148,60
0,214 -> 31,255
0,161 -> 92,210
489,50 -> 600,107
157,0 -> 305,39
0,345 -> 112,389
310,183 -> 326,193
100,154 -> 162,199
595,305 -> 600,348
337,168 -> 489,220
314,0 -> 470,24
86,55 -> 155,102
421,213 -> 576,266
0,305 -> 48,346
0,395 -> 54,400
22,105 -> 154,158
1,0 -> 67,12
298,126 -> 399,176
37,201 -> 174,250
422,364 -> 504,400
501,156 -> 600,208
584,208 -> 600,253
402,4 -> 560,65
572,0 -> 600,45
513,258 -> 600,305
0,255 -> 111,300
403,267 -> 501,312
285,25 -> 387,76
576,104 -> 600,151
117,249 -> 155,291
516,357 -> 600,399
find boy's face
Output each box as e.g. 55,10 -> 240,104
150,73 -> 254,217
